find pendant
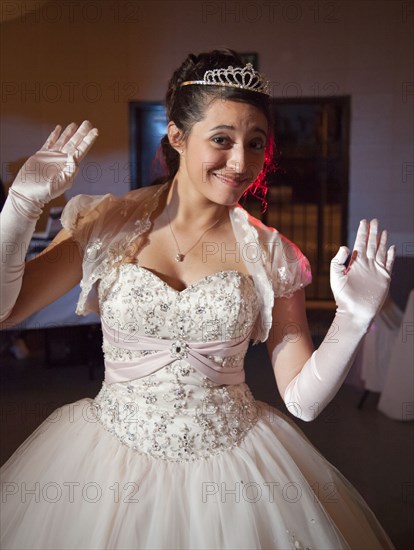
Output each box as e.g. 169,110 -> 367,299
175,254 -> 185,262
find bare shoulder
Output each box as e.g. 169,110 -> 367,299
1,229 -> 83,329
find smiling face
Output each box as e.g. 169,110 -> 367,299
169,99 -> 269,206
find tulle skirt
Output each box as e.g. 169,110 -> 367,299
0,395 -> 395,549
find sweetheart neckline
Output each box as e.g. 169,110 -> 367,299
119,264 -> 255,294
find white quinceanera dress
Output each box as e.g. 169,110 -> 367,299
0,185 -> 395,549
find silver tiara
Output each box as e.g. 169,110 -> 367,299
180,63 -> 271,96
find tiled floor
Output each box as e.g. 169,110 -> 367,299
0,332 -> 413,549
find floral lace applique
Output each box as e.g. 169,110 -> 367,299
93,266 -> 261,461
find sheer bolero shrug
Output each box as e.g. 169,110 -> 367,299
61,182 -> 312,344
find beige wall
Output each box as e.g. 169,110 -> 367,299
1,0 -> 412,250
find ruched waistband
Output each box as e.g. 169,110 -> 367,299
101,318 -> 250,385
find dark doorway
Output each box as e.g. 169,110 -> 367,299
246,97 -> 350,300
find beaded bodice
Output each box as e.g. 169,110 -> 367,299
93,264 -> 262,461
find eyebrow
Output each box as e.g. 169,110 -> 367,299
209,124 -> 268,138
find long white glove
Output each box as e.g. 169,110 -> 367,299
0,121 -> 99,323
283,219 -> 396,421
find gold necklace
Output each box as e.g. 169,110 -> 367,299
165,203 -> 224,262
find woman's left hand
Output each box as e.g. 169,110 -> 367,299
330,219 -> 396,324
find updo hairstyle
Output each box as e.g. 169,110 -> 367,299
156,48 -> 275,204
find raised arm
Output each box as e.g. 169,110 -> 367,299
0,121 -> 98,327
267,219 -> 396,421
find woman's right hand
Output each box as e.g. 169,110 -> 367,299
1,121 -> 98,325
10,120 -> 99,207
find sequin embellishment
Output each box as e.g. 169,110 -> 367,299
94,266 -> 261,461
